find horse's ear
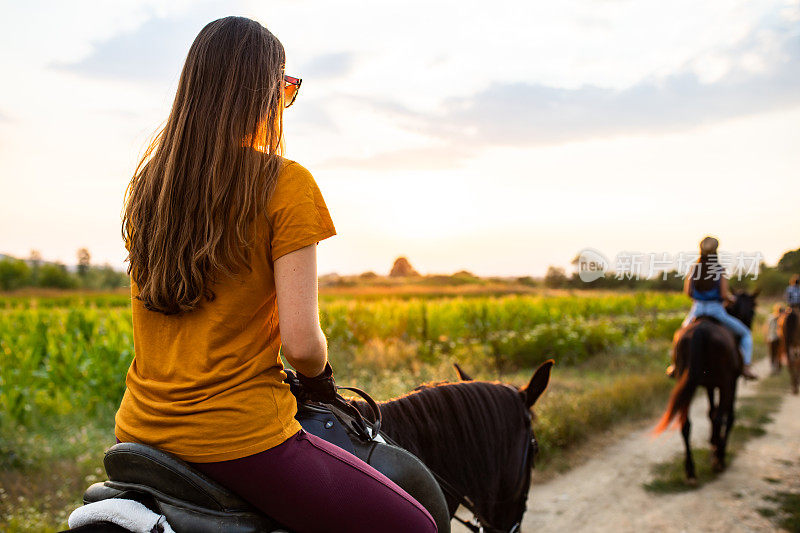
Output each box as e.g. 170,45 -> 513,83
752,288 -> 761,299
454,362 -> 473,381
521,359 -> 554,408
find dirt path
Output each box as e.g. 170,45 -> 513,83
455,359 -> 800,532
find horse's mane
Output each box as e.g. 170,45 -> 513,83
353,380 -> 529,505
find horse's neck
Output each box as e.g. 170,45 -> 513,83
725,300 -> 751,327
374,388 -> 518,495
377,400 -> 465,465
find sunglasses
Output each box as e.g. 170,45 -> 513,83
283,74 -> 302,108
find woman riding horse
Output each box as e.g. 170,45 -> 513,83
114,16 -> 436,533
670,236 -> 757,380
785,274 -> 800,310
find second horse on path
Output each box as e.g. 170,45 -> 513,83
654,292 -> 758,483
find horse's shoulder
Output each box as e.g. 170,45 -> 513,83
678,317 -> 735,347
676,317 -> 711,339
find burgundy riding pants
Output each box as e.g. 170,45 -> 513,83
115,429 -> 437,533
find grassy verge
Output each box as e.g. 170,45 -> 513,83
759,490 -> 800,532
0,413 -> 115,533
643,370 -> 784,493
0,341 -> 678,532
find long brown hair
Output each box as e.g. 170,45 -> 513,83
122,16 -> 286,315
693,236 -> 721,292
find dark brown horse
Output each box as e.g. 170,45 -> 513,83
778,307 -> 800,394
354,360 -> 553,533
654,291 -> 757,482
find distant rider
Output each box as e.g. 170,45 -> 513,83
672,236 -> 757,380
785,274 -> 800,310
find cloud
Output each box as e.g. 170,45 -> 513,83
342,19 -> 800,168
300,52 -> 356,80
52,8 -> 353,86
51,18 -> 196,83
49,4 -> 247,84
289,99 -> 339,133
320,145 -> 474,171
424,56 -> 800,147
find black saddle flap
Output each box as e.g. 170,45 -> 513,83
104,442 -> 252,512
295,403 -> 357,455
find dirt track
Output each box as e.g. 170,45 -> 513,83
454,359 -> 800,532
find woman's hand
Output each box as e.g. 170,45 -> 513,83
296,362 -> 338,403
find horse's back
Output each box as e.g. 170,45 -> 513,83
674,317 -> 738,383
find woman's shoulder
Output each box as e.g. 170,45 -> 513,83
268,157 -> 322,210
274,156 -> 315,187
275,156 -> 314,181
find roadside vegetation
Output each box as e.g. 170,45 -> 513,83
0,286 -> 773,531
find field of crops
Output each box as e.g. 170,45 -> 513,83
0,289 -> 709,531
0,292 -> 686,426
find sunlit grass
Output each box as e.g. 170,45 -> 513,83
760,490 -> 800,532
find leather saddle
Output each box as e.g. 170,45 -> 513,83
69,401 -> 450,533
82,441 -> 283,533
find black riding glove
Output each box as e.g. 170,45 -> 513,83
283,369 -> 308,402
296,362 -> 338,404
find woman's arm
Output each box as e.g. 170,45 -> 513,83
274,243 -> 328,377
683,272 -> 693,298
720,276 -> 735,303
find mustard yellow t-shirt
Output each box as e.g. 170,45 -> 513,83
114,158 -> 336,463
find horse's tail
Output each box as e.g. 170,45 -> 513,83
654,325 -> 705,434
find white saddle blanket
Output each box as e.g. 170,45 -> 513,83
68,498 -> 176,533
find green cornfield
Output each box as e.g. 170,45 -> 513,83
0,291 -> 686,428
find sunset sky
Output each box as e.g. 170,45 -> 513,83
1,0 -> 798,276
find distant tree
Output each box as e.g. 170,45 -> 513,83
38,262 -> 76,289
359,271 -> 378,279
28,249 -> 42,267
389,257 -> 419,277
77,248 -> 91,278
0,258 -> 31,290
544,266 -> 568,288
96,264 -> 129,289
28,249 -> 42,284
751,265 -> 792,296
777,248 -> 800,273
